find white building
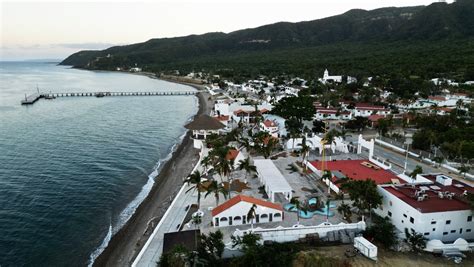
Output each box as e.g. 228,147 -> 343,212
260,119 -> 279,137
254,159 -> 293,202
320,69 -> 343,84
184,115 -> 225,148
353,104 -> 390,117
211,194 -> 283,227
315,108 -> 352,120
375,174 -> 474,242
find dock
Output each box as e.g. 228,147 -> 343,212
20,90 -> 198,105
21,93 -> 41,105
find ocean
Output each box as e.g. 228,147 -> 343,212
0,62 -> 198,266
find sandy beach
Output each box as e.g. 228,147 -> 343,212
93,82 -> 212,267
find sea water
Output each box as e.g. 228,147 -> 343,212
0,62 -> 198,266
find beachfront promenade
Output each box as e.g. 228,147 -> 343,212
132,142 -> 206,266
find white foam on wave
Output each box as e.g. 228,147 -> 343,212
88,223 -> 112,267
87,129 -> 188,266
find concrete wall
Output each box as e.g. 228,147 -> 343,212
231,221 -> 366,244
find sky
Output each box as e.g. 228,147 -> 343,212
0,0 -> 452,61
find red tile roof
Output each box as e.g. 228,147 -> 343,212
428,96 -> 446,101
211,194 -> 282,217
309,160 -> 398,184
368,114 -> 386,122
355,104 -> 387,111
263,119 -> 277,128
215,115 -> 230,121
317,109 -> 351,115
383,184 -> 472,213
226,149 -> 240,161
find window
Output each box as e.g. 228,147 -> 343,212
424,232 -> 429,236
443,232 -> 448,235
446,220 -> 451,225
388,211 -> 392,217
431,221 -> 436,225
261,214 -> 268,219
432,228 -> 436,231
450,230 -> 456,233
220,217 -> 228,221
468,216 -> 472,222
403,214 -> 407,218
402,220 -> 404,223
467,229 -> 471,232
234,216 -> 242,221
274,213 -> 282,218
410,217 -> 414,223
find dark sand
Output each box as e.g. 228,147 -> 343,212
93,83 -> 212,267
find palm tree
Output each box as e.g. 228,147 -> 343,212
205,180 -> 228,206
337,203 -> 352,221
247,204 -> 257,231
238,157 -> 257,184
259,136 -> 278,159
409,165 -> 423,183
325,198 -> 332,222
290,197 -> 302,225
298,136 -> 311,170
201,155 -> 212,174
184,170 -> 205,212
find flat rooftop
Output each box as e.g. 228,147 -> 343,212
382,174 -> 474,213
309,159 -> 398,184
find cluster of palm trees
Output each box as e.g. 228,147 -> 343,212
185,135 -> 259,214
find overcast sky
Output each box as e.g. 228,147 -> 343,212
1,0 -> 452,61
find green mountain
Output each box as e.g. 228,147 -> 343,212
61,0 -> 474,79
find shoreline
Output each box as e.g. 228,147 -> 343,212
93,77 -> 211,266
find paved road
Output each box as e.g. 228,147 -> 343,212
373,144 -> 472,184
134,183 -> 196,267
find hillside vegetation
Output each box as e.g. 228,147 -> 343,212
61,0 -> 474,79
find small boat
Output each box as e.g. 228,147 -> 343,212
44,94 -> 56,100
95,92 -> 105,97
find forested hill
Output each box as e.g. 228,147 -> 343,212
61,0 -> 474,79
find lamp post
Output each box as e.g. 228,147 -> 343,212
403,136 -> 412,174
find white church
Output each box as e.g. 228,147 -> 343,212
319,69 -> 342,83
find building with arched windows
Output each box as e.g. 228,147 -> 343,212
211,195 -> 284,227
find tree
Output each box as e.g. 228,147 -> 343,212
337,203 -> 352,221
290,197 -> 303,225
312,119 -> 326,134
159,244 -> 189,267
271,96 -> 316,124
247,204 -> 258,230
409,165 -> 423,183
285,117 -> 303,149
364,214 -> 398,248
459,165 -> 470,177
345,116 -> 368,132
197,230 -> 225,265
405,228 -> 427,252
238,157 -> 257,183
298,136 -> 311,168
184,170 -> 205,211
205,180 -> 228,206
340,179 -> 382,216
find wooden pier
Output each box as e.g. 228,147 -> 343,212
21,90 -> 197,105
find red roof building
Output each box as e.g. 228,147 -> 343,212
212,194 -> 282,217
376,174 -> 474,242
309,159 -> 398,185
